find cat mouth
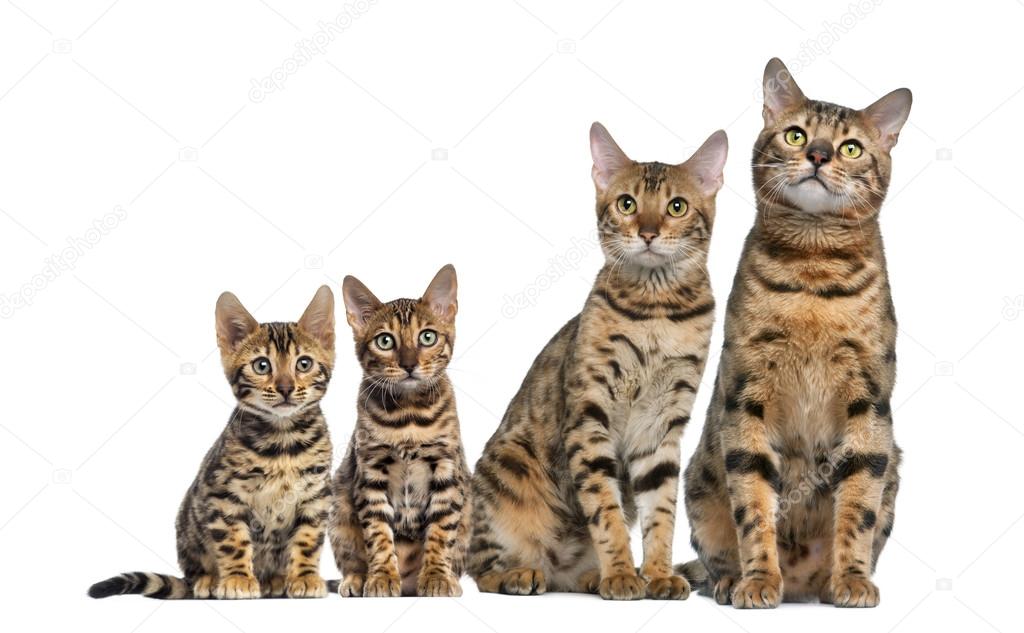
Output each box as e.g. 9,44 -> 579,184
795,173 -> 834,193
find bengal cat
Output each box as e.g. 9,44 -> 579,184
679,58 -> 912,608
329,265 -> 472,597
468,123 -> 728,600
89,287 -> 336,599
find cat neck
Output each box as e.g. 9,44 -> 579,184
596,253 -> 709,295
231,402 -> 324,431
359,373 -> 452,411
753,201 -> 883,256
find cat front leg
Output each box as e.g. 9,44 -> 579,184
825,394 -> 893,608
627,374 -> 699,600
718,371 -> 784,609
282,482 -> 331,598
205,503 -> 260,599
565,393 -> 643,600
417,455 -> 466,597
355,449 -> 401,597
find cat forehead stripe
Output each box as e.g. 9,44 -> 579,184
641,162 -> 669,192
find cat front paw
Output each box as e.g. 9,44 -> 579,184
828,575 -> 879,608
475,567 -> 546,595
598,573 -> 645,600
213,574 -> 260,599
731,574 -> 782,609
192,574 -> 215,599
262,575 -> 286,598
338,574 -> 365,597
417,571 -> 462,597
285,574 -> 327,598
646,575 -> 691,600
713,576 -> 735,605
363,572 -> 401,597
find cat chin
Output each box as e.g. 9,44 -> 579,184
783,181 -> 845,215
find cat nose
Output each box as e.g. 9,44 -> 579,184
275,382 -> 294,399
639,231 -> 658,245
806,140 -> 832,167
400,363 -> 417,376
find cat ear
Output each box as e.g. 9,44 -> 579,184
298,285 -> 335,349
683,130 -> 728,196
215,291 -> 259,354
590,122 -> 633,192
422,264 -> 458,323
762,57 -> 806,124
341,275 -> 383,333
862,88 -> 913,152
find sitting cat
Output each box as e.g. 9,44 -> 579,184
329,265 -> 472,597
89,286 -> 336,599
680,58 -> 911,608
468,123 -> 728,600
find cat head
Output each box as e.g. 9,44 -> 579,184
215,286 -> 335,418
341,265 -> 457,393
591,122 -> 727,271
755,57 -> 912,219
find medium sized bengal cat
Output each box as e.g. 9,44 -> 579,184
469,123 -> 728,600
89,287 -> 336,599
680,58 -> 912,608
329,265 -> 472,598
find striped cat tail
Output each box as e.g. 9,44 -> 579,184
674,560 -> 711,595
88,572 -> 190,599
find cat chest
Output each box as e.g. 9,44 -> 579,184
236,463 -> 323,536
387,453 -> 432,535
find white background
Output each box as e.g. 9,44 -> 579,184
1,1 -> 1021,631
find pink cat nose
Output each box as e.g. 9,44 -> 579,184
806,140 -> 832,167
639,231 -> 658,245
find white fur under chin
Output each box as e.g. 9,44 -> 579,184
783,180 -> 845,214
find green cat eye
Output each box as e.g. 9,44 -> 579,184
784,127 -> 807,146
839,140 -> 863,159
667,197 -> 688,217
616,194 -> 637,215
375,333 -> 395,351
419,329 -> 438,347
252,357 -> 271,375
296,356 -> 314,372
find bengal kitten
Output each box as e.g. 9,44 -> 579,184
88,287 -> 336,600
329,265 -> 472,598
680,58 -> 912,608
468,123 -> 728,600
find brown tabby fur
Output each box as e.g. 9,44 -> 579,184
468,124 -> 728,600
88,287 -> 336,600
330,265 -> 472,597
680,58 -> 912,608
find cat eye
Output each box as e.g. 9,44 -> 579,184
374,333 -> 395,351
783,127 -> 807,146
667,197 -> 688,217
616,194 -> 637,215
251,357 -> 272,375
839,140 -> 863,159
419,330 -> 438,347
295,356 -> 314,372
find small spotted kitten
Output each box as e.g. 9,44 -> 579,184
89,287 -> 336,599
329,265 -> 472,597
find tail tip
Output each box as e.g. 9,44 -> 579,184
326,579 -> 340,594
88,578 -> 124,599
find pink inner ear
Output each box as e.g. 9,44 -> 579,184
590,123 -> 632,190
